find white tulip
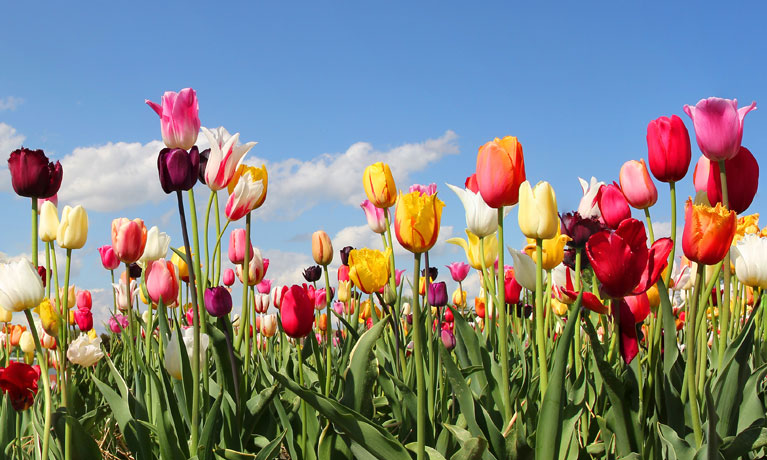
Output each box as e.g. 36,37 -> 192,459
140,226 -> 171,265
67,334 -> 105,367
164,327 -> 210,380
0,258 -> 44,312
732,234 -> 767,289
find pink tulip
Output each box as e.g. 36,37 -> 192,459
228,229 -> 254,265
222,268 -> 235,286
145,88 -> 201,150
395,269 -> 405,286
409,183 -> 437,196
646,115 -> 691,183
445,262 -> 470,282
683,97 -> 756,161
619,159 -> 657,209
76,290 -> 92,310
109,314 -> 129,334
596,183 -> 631,230
360,200 -> 387,234
333,300 -> 345,315
98,245 -> 121,270
257,278 -> 272,294
146,259 -> 179,307
111,218 -> 148,264
186,309 -> 194,326
74,308 -> 93,332
692,156 -> 711,193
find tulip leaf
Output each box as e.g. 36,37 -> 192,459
657,423 -> 697,460
341,314 -> 388,415
270,368 -> 411,460
0,396 -> 14,454
52,409 -> 103,460
142,358 -> 188,460
319,424 -> 353,460
720,426 -> 767,458
254,430 -> 287,460
405,442 -> 448,459
450,436 -> 488,460
198,392 -> 223,460
272,397 -> 299,460
658,278 -> 686,435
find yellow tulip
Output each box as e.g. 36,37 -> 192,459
551,298 -> 568,316
394,190 -> 445,254
171,247 -> 191,281
88,329 -> 98,340
452,288 -> 467,308
36,298 -> 59,336
227,164 -> 268,210
39,201 -> 59,243
523,224 -> 571,270
57,205 -> 88,249
447,230 -> 497,270
56,285 -> 76,312
359,300 -> 381,321
338,280 -> 351,303
0,306 -> 11,323
518,180 -> 558,240
348,248 -> 391,294
734,213 -> 760,244
363,162 -> 397,209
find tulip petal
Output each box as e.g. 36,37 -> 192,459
632,237 -> 673,295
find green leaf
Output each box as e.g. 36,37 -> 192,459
405,442 -> 447,459
658,279 -> 686,435
658,423 -> 696,460
319,424 -> 353,460
52,409 -> 103,460
93,371 -> 152,459
720,426 -> 767,458
341,315 -> 388,416
450,436 -> 488,460
254,431 -> 287,460
198,392 -> 223,460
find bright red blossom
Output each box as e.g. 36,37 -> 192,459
0,362 -> 41,411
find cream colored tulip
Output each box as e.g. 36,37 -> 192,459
19,330 -> 35,354
261,313 -> 278,337
0,306 -> 11,323
0,258 -> 44,312
39,201 -> 59,242
139,226 -> 171,265
518,181 -> 558,240
57,205 -> 88,249
67,334 -> 104,367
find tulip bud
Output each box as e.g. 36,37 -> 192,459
619,159 -> 658,209
0,306 -> 11,323
38,299 -> 58,336
109,314 -> 128,333
98,245 -> 121,270
157,147 -> 200,193
476,136 -> 526,208
383,284 -> 397,306
646,114 -> 691,183
222,268 -> 235,286
360,200 -> 387,234
8,148 -> 63,199
76,290 -> 92,310
0,259 -> 44,313
441,329 -> 456,351
228,229 -> 254,265
112,218 -> 148,264
362,162 -> 397,209
337,265 -> 350,282
140,226 -> 171,265
318,313 -> 328,332
20,330 -> 35,354
146,259 -> 180,307
302,265 -> 322,282
254,293 -> 270,314
204,286 -> 233,317
261,314 -> 278,337
596,183 -> 631,230
312,231 -> 333,266
518,181 -> 558,239
257,279 -> 272,294
340,246 -> 353,266
427,282 -> 448,307
39,201 -> 59,242
75,308 -> 93,332
146,88 -> 201,150
280,285 -> 315,338
57,205 -> 89,250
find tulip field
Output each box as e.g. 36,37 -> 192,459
2,91 -> 767,460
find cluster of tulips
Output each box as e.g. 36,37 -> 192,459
0,90 -> 766,460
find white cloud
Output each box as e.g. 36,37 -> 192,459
0,124 -> 25,190
331,224 -> 456,259
261,248 -> 314,288
0,96 -> 24,111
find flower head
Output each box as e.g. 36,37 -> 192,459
7,148 -> 63,199
146,88 -> 201,150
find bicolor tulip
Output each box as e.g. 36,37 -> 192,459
139,226 -> 171,265
446,183 -> 498,238
111,218 -> 148,264
40,331 -> 56,350
0,258 -> 44,312
146,259 -> 179,307
348,248 -> 392,294
394,190 -> 445,253
524,225 -> 571,271
596,183 -> 630,230
225,164 -> 268,220
447,230 -> 497,270
74,308 -> 93,332
475,136 -> 526,208
445,262 -> 470,282
57,205 -> 88,249
619,159 -> 658,209
280,285 -> 315,338
646,114 -> 692,182
682,199 -> 736,265
98,245 -> 120,270
38,201 -> 59,242
0,361 -> 40,411
705,146 -> 759,214
683,97 -> 756,161
254,293 -> 270,314
228,229 -> 254,265
164,327 -> 209,380
7,148 -> 63,199
201,126 -> 257,191
560,211 -> 603,248
113,279 -> 139,312
158,147 -> 200,193
360,200 -> 387,234
205,286 -> 233,317
410,183 -> 437,196
363,162 -> 397,209
66,334 -> 104,367
518,181 -> 558,240
261,314 -> 278,337
577,177 -> 605,219
145,88 -> 201,150
312,230 -> 333,265
236,248 -> 267,286
223,268 -> 235,286
586,218 -> 673,298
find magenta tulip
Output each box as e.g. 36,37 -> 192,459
204,286 -> 232,317
98,245 -> 121,270
145,88 -> 201,150
683,97 -> 756,162
596,183 -> 631,229
74,308 -> 93,332
109,314 -> 129,334
646,115 -> 691,183
445,262 -> 470,282
619,159 -> 657,209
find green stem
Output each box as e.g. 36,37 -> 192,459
24,310 -> 52,460
214,192 -> 223,284
297,340 -> 308,457
412,253 -> 426,460
323,265 -> 333,397
110,270 -> 117,315
717,161 -> 731,370
204,190 -> 215,289
63,249 -> 73,460
535,239 -> 548,398
664,182 -> 676,287
644,207 -> 655,243
187,189 -> 210,411
686,264 -> 705,447
496,207 -> 511,422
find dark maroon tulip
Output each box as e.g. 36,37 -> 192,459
204,286 -> 233,317
563,248 -> 590,271
427,281 -> 448,307
198,148 -> 210,184
128,263 -> 142,279
339,246 -> 353,266
157,146 -> 200,193
302,265 -> 322,282
560,212 -> 603,248
421,266 -> 438,280
646,115 -> 692,183
37,266 -> 47,288
8,148 -> 63,198
707,146 -> 759,214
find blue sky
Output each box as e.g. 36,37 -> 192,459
1,1 -> 765,326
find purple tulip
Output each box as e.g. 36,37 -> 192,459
441,329 -> 456,351
427,281 -> 448,307
157,147 -> 200,194
560,211 -> 603,248
204,286 -> 233,317
302,265 -> 322,282
8,148 -> 63,199
339,246 -> 353,266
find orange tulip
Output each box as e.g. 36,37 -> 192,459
10,325 -> 26,347
318,313 -> 328,332
475,136 -> 526,208
682,198 -> 737,265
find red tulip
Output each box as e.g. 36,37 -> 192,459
111,218 -> 148,264
596,183 -> 631,229
7,148 -> 63,199
706,146 -> 759,214
475,136 -> 526,208
464,174 -> 479,193
646,115 -> 691,183
0,361 -> 41,411
76,290 -> 92,310
281,285 -> 315,338
504,268 -> 522,305
74,308 -> 93,332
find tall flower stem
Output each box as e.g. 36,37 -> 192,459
664,182 -> 677,287
644,208 -> 655,243
686,264 -> 705,446
496,207 -> 511,422
535,238 -> 548,398
110,270 -> 117,315
204,191 -> 216,289
478,237 -> 493,341
717,161 -> 731,370
62,249 -> 73,460
214,193 -> 223,284
187,189 -> 209,406
323,265 -> 333,397
297,340 -> 308,457
176,191 -> 201,453
235,214 -> 251,351
383,208 -> 404,373
412,253 -> 425,460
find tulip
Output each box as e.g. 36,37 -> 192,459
448,230 -> 498,271
201,126 -> 257,191
394,190 -> 445,253
507,247 -> 542,291
410,183 -> 437,196
683,97 -> 756,161
586,218 -> 673,298
619,159 -> 658,209
0,361 -> 40,411
57,205 -> 88,249
9,325 -> 25,346
314,288 -> 332,310
339,246 -> 353,266
348,248 -> 392,294
452,288 -> 467,308
0,258 -> 44,312
109,314 -> 129,333
37,194 -> 58,211
363,162 -> 397,208
646,115 -> 692,183
19,331 -> 35,354
74,308 -> 93,332
596,183 -> 630,230
171,247 -> 191,282
139,226 -> 171,265
164,327 -> 210,379
113,279 -> 139,312
67,334 -> 104,367
0,307 -> 11,323
204,286 -> 233,317
223,268 -> 235,286
518,181 -> 558,240
272,285 -> 289,310
441,329 -> 456,351
446,183 -> 498,238
146,259 -> 179,307
731,233 -> 767,288
445,262 -> 470,283
158,146 -> 200,193
97,245 -> 120,270
228,229 -> 254,264
338,280 -> 351,303
145,88 -> 200,150
475,136 -> 526,208
682,199 -> 736,265
280,285 -> 315,338
76,290 -> 92,310
312,230 -> 333,265
55,285 -> 77,312
111,218 -> 148,264
40,331 -> 56,350
524,225 -> 571,270
705,146 -> 759,214
261,314 -> 278,337
577,177 -> 605,219
317,313 -> 328,332
38,201 -> 59,242
504,267 -> 523,305
236,248 -> 267,285
464,174 -> 479,193
428,282 -> 448,307
225,164 -> 268,220
7,148 -> 63,199
560,212 -> 602,248
254,293 -> 270,314
360,200 -> 387,234
474,297 -> 486,319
